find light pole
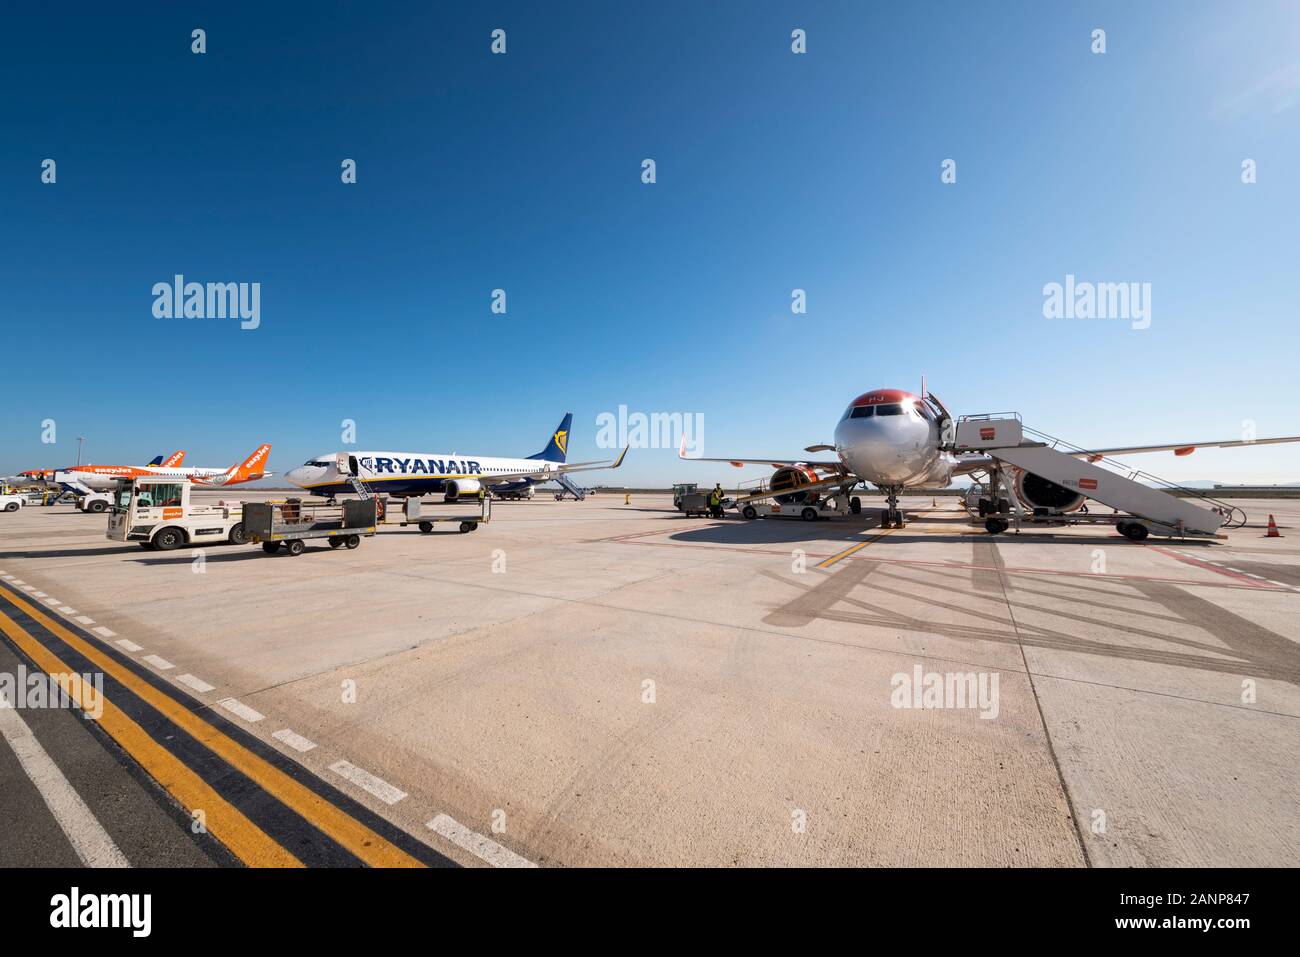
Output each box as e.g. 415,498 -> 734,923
76,436 -> 85,466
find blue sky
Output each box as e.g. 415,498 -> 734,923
3,1 -> 1298,486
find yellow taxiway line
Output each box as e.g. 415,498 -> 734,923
815,527 -> 898,569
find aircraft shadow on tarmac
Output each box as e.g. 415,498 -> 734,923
668,518 -> 882,546
132,548 -> 348,565
667,518 -> 1145,548
0,547 -> 143,560
757,558 -> 1300,685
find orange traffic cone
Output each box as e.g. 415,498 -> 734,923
1265,514 -> 1282,538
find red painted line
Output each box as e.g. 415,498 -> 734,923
1147,545 -> 1271,588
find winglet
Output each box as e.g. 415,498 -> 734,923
611,445 -> 629,469
678,437 -> 690,460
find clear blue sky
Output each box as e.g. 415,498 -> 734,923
3,1 -> 1298,486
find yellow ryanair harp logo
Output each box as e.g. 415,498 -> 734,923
553,430 -> 568,455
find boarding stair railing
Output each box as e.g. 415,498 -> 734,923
952,414 -> 1244,537
1019,426 -> 1247,529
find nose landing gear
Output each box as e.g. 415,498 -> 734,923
879,485 -> 905,528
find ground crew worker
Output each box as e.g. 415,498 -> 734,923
708,483 -> 725,519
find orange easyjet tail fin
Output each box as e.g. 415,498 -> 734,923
225,444 -> 272,484
162,450 -> 186,467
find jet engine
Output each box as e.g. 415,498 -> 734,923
1013,469 -> 1085,512
769,466 -> 821,504
444,478 -> 482,503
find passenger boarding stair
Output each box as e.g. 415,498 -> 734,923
51,472 -> 95,496
346,475 -> 374,499
553,473 -> 587,500
335,453 -> 376,500
953,414 -> 1241,538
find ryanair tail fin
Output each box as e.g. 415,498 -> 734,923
528,413 -> 573,462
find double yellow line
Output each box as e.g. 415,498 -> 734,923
0,584 -> 424,867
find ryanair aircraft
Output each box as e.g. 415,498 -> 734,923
284,413 -> 627,501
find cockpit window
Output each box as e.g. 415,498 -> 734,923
874,403 -> 904,416
849,406 -> 874,419
303,459 -> 330,467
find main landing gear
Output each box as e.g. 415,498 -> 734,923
879,485 -> 905,529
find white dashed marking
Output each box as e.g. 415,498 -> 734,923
93,627 -> 116,639
272,729 -> 317,753
329,761 -> 407,805
175,674 -> 215,693
32,591 -> 47,598
75,616 -> 94,625
426,813 -> 536,868
59,607 -> 77,615
142,655 -> 174,671
114,639 -> 143,653
218,698 -> 264,723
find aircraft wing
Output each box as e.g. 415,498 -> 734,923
676,439 -> 843,470
1065,435 -> 1300,460
947,435 -> 1300,475
478,447 -> 629,485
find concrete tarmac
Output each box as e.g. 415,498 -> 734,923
1,492 -> 1297,867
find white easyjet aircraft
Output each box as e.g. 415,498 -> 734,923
55,444 -> 273,493
682,387 -> 1300,535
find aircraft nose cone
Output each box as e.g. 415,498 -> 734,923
285,467 -> 307,487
